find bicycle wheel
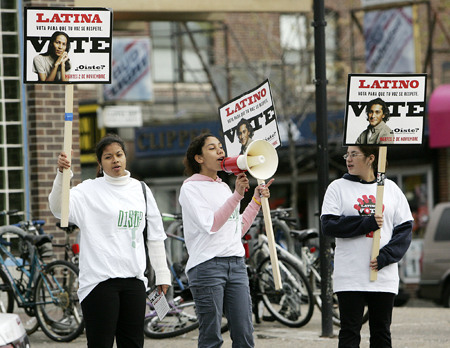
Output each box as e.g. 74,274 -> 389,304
0,267 -> 14,313
144,299 -> 199,339
34,260 -> 84,342
257,255 -> 314,328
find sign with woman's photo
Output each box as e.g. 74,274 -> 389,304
218,79 -> 281,157
343,73 -> 427,146
23,7 -> 113,84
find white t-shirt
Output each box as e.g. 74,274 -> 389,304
179,179 -> 245,273
49,171 -> 169,302
321,177 -> 413,294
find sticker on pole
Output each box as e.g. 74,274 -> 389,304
23,7 -> 113,84
343,74 -> 427,146
218,79 -> 281,157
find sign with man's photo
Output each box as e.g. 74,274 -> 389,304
343,73 -> 427,146
218,79 -> 281,157
23,7 -> 113,84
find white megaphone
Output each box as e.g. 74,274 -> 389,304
220,139 -> 278,180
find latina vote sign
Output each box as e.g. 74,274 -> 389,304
24,7 -> 113,84
219,79 -> 281,157
343,74 -> 427,146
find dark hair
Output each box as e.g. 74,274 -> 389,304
366,97 -> 390,122
95,133 -> 126,177
237,118 -> 254,138
182,133 -> 217,176
42,31 -> 71,71
357,145 -> 386,177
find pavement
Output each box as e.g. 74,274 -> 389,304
28,299 -> 450,348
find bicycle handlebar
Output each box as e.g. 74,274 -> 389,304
0,209 -> 19,216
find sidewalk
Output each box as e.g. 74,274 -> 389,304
28,299 -> 450,348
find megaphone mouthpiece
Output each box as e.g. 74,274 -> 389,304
246,155 -> 265,168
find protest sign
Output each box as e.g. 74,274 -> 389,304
24,7 -> 113,84
219,79 -> 281,157
343,73 -> 427,146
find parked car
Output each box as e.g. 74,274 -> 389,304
0,313 -> 30,348
417,202 -> 450,307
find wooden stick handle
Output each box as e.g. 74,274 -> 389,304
258,179 -> 282,290
61,85 -> 74,227
370,146 -> 387,281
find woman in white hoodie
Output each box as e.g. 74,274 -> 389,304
179,133 -> 273,348
49,133 -> 171,348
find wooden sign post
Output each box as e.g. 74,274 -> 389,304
370,146 -> 387,281
61,85 -> 73,227
258,179 -> 283,290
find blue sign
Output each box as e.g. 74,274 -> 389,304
135,121 -> 222,157
104,38 -> 153,101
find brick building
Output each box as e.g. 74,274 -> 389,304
1,0 -> 449,293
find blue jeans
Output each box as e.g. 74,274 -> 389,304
188,256 -> 254,348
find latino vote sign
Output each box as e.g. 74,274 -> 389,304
219,79 -> 281,157
343,74 -> 427,146
23,7 -> 113,84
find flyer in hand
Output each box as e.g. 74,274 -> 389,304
148,289 -> 170,321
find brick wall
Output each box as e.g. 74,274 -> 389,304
214,13 -> 281,66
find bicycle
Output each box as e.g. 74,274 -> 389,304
264,207 -> 370,326
244,212 -> 315,328
0,212 -> 84,342
143,213 -> 228,339
55,222 -> 80,266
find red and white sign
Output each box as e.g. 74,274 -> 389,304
24,7 -> 113,84
103,38 -> 153,101
343,73 -> 427,146
219,80 -> 281,157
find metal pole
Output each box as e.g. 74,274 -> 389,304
312,0 -> 333,337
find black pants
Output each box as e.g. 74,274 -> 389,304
337,291 -> 395,348
81,278 -> 146,348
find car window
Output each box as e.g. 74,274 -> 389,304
435,207 -> 450,241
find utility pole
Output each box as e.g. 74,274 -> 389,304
312,0 -> 334,337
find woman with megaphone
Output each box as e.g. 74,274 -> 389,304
179,133 -> 273,348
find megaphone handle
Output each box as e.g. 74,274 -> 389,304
257,179 -> 282,290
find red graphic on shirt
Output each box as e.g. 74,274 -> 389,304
353,195 -> 384,238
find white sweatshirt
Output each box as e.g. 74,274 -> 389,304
49,170 -> 171,302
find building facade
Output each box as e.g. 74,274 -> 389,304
1,0 -> 449,293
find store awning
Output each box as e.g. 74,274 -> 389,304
429,84 -> 450,148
